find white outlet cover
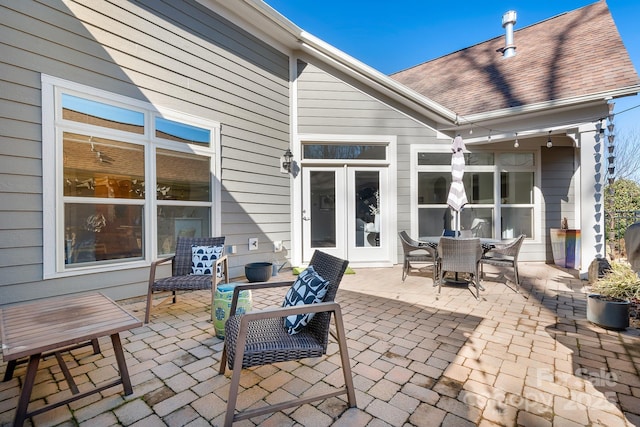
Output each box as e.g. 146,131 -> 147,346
249,238 -> 258,250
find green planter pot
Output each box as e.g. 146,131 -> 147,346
587,293 -> 630,330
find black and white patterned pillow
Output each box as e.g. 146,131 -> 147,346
282,266 -> 329,334
191,245 -> 224,276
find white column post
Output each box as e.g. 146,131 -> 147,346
577,124 -> 605,279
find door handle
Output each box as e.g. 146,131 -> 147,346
302,215 -> 311,221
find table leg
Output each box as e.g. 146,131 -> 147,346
14,354 -> 40,427
3,360 -> 16,382
110,333 -> 133,395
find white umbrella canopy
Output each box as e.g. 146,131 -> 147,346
447,135 -> 468,233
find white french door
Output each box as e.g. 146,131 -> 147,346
302,166 -> 389,264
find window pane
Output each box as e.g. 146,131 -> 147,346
355,171 -> 380,247
501,207 -> 532,239
303,145 -> 385,160
418,207 -> 453,236
418,152 -> 494,166
460,207 -> 494,238
501,172 -> 534,204
156,149 -> 210,201
500,152 -> 534,167
155,117 -> 210,146
418,172 -> 450,204
63,133 -> 145,199
310,171 -> 336,247
157,206 -> 211,255
65,203 -> 143,265
62,94 -> 144,134
464,172 -> 494,204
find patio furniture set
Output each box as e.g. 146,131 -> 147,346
1,237 -> 356,427
399,230 -> 525,298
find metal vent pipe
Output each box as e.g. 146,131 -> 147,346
502,10 -> 517,58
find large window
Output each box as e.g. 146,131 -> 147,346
416,148 -> 535,240
43,76 -> 219,277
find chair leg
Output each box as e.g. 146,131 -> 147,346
145,290 -> 153,324
333,306 -> 357,407
514,264 -> 520,293
402,259 -> 408,281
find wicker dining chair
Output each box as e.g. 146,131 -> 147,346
219,250 -> 355,426
437,237 -> 483,298
398,231 -> 439,283
480,234 -> 525,292
145,236 -> 228,323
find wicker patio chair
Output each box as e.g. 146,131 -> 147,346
219,250 -> 355,426
145,236 -> 228,323
480,234 -> 525,292
398,231 -> 439,283
437,237 -> 483,298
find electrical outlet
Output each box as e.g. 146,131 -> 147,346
248,238 -> 258,251
273,241 -> 283,252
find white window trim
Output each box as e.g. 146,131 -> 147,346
410,144 -> 541,243
41,74 -> 221,279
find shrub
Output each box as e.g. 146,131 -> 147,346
590,260 -> 640,301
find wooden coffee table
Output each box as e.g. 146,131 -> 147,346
0,293 -> 142,426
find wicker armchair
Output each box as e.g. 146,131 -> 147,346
145,236 -> 228,323
398,231 -> 438,283
219,250 -> 355,426
437,237 -> 483,298
480,234 -> 525,292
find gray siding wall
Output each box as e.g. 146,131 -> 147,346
542,146 -> 577,262
0,0 -> 291,304
296,60 -> 442,263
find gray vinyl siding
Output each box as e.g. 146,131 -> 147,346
0,0 -> 290,304
541,146 -> 577,262
296,60 -> 443,263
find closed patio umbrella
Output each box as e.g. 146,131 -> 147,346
447,135 -> 468,233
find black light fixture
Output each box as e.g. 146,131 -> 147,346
546,131 -> 552,148
282,148 -> 294,173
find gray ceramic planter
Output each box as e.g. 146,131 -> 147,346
587,293 -> 630,330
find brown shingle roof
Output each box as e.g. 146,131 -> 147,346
390,1 -> 639,117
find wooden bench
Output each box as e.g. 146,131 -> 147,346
0,293 -> 142,426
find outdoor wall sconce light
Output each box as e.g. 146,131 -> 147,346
281,148 -> 294,173
546,131 -> 553,148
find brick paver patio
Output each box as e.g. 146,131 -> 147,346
1,262 -> 639,426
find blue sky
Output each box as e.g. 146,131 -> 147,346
264,0 -> 640,132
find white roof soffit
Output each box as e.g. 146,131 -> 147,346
204,0 -> 457,125
452,87 -> 640,130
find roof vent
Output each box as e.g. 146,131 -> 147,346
501,10 -> 517,58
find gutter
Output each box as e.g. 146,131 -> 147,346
239,0 -> 458,125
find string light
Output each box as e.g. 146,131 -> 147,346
514,133 -> 519,148
546,131 -> 552,148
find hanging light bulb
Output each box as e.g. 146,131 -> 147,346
469,128 -> 473,135
514,132 -> 519,148
487,130 -> 492,142
546,131 -> 552,148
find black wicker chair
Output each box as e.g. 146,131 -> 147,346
145,236 -> 228,323
480,234 -> 525,292
398,231 -> 439,283
437,237 -> 483,298
219,250 -> 356,426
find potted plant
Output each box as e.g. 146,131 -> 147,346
587,260 -> 640,330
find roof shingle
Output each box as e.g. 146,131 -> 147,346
391,1 -> 639,116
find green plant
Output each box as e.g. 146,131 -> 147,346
591,260 -> 640,301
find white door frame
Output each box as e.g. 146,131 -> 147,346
292,134 -> 397,268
